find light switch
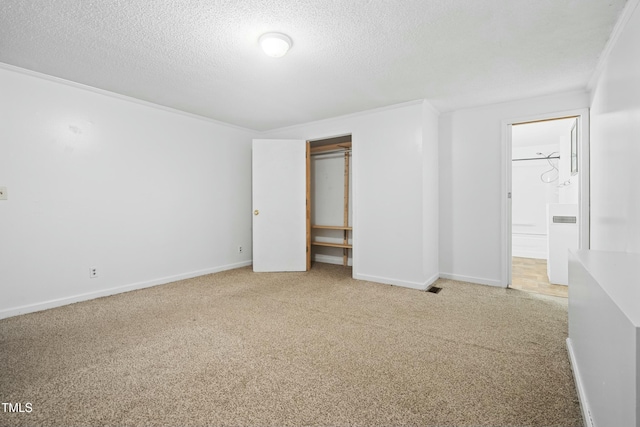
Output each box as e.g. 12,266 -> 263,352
0,187 -> 6,200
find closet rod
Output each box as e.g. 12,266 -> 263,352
310,148 -> 351,156
512,156 -> 560,162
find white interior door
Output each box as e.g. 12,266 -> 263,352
252,139 -> 307,272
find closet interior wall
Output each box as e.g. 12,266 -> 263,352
309,136 -> 353,267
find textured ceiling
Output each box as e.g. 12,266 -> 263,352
0,0 -> 628,131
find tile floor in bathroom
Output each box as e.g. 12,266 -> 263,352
511,257 -> 568,298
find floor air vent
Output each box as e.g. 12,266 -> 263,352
427,286 -> 442,294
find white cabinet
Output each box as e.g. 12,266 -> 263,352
568,250 -> 640,427
547,203 -> 578,285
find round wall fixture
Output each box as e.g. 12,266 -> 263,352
259,32 -> 292,58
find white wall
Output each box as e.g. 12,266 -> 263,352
589,1 -> 640,254
310,150 -> 353,265
264,100 -> 440,289
422,103 -> 440,285
439,91 -> 589,286
566,5 -> 640,424
0,66 -> 255,318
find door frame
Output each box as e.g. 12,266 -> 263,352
306,132 -> 355,273
501,108 -> 590,287
306,141 -> 311,270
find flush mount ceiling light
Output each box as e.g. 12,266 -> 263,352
259,32 -> 292,58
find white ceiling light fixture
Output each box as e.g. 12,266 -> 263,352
259,32 -> 292,58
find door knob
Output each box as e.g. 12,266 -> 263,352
254,209 -> 259,216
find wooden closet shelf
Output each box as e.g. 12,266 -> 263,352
312,225 -> 353,230
310,142 -> 352,154
311,241 -> 353,249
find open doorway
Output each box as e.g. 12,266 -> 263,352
504,110 -> 589,297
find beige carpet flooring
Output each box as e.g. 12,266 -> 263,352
0,263 -> 582,426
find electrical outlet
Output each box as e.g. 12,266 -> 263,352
0,187 -> 7,201
89,267 -> 98,278
238,246 -> 244,254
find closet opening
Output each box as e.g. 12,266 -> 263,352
308,135 -> 353,269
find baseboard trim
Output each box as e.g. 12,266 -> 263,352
0,261 -> 252,320
566,338 -> 594,427
353,272 -> 436,291
424,272 -> 440,289
439,272 -> 504,288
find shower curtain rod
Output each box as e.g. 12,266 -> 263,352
512,156 -> 560,162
